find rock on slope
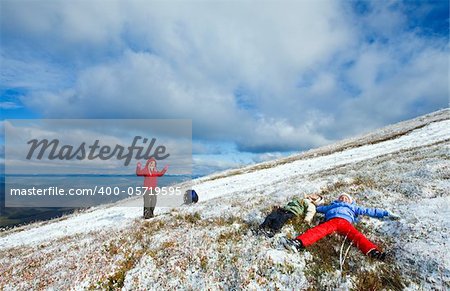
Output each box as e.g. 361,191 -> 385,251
0,109 -> 449,290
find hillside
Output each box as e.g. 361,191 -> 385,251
0,109 -> 449,290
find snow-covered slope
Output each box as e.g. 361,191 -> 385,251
1,109 -> 449,290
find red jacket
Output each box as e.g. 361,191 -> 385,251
136,158 -> 168,188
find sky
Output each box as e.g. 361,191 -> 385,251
1,0 -> 449,176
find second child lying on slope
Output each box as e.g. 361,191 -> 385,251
259,194 -> 324,237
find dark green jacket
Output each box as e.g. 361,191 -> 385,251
284,198 -> 316,223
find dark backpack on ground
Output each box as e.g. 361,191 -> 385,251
184,190 -> 199,204
259,207 -> 295,235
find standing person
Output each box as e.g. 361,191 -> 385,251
259,194 -> 324,237
136,158 -> 168,219
283,193 -> 399,260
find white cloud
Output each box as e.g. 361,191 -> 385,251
253,152 -> 287,163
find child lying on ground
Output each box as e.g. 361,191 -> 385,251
283,193 -> 399,261
259,194 -> 324,237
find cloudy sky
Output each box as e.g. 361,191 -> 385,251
1,0 -> 448,175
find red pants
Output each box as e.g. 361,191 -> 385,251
296,218 -> 379,255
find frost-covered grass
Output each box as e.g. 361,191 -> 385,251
0,109 -> 449,290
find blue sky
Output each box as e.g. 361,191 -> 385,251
1,0 -> 449,175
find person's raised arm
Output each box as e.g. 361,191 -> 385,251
157,165 -> 169,177
136,162 -> 146,176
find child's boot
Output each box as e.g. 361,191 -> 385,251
282,237 -> 305,253
368,249 -> 386,261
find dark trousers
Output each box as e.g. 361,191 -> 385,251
143,192 -> 157,219
260,208 -> 295,232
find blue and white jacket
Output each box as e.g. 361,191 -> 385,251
316,201 -> 389,224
